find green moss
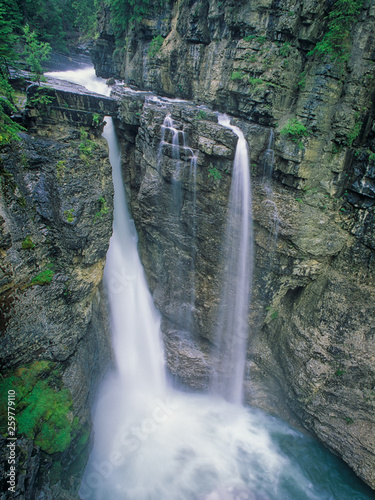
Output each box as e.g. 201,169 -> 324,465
279,42 -> 292,58
64,209 -> 74,223
307,0 -> 364,63
280,119 -> 309,148
50,461 -> 62,485
22,235 -> 35,249
347,119 -> 363,147
208,167 -> 222,180
148,34 -> 164,58
231,71 -> 243,81
30,269 -> 54,286
248,77 -> 264,86
0,361 -> 77,454
95,196 -> 109,220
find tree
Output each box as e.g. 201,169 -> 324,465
0,1 -> 24,145
22,24 -> 51,84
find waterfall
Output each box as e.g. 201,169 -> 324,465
262,130 -> 275,181
261,130 -> 280,258
48,67 -> 374,500
157,112 -> 198,333
102,118 -> 166,397
211,114 -> 253,404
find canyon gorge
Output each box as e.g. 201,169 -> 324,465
1,0 -> 375,497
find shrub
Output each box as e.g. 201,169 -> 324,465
307,0 -> 364,63
280,119 -> 308,147
148,34 -> 164,58
231,71 -> 243,81
208,167 -> 222,180
22,236 -> 35,249
30,269 -> 54,286
0,361 -> 78,454
95,196 -> 109,220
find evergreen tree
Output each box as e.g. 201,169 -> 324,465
22,24 -> 51,84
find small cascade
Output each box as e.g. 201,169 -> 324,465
157,113 -> 198,334
261,130 -> 280,257
262,129 -> 275,180
211,114 -> 253,404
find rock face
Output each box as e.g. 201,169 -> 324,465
94,0 -> 375,489
0,82 -> 115,498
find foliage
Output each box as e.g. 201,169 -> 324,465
0,92 -> 25,144
307,0 -> 364,63
248,77 -> 264,86
266,306 -> 279,320
347,119 -> 363,146
197,110 -> 208,120
298,71 -> 306,88
231,71 -> 243,81
64,209 -> 74,223
105,0 -> 163,37
0,361 -> 78,454
92,113 -> 102,127
72,0 -> 99,40
79,128 -> 98,160
208,167 -> 222,180
30,268 -> 54,286
0,1 -> 21,76
23,24 -> 51,84
280,119 -> 308,147
279,42 -> 291,58
148,34 -> 164,58
95,196 -> 109,219
22,235 -> 35,249
28,88 -> 54,117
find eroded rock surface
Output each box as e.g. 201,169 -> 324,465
0,87 -> 114,498
95,0 -> 375,488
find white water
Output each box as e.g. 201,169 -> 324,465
48,67 -> 374,500
261,130 -> 280,256
211,114 -> 253,404
157,113 -> 198,332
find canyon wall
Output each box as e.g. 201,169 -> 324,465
94,0 -> 375,489
0,83 -> 115,498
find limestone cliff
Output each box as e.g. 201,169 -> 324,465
0,81 -> 114,498
93,0 -> 375,489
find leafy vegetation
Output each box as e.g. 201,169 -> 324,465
208,167 -> 222,180
231,71 -> 243,81
148,34 -> 164,58
279,42 -> 292,58
347,118 -> 363,146
23,24 -> 51,83
64,208 -> 74,223
22,235 -> 35,249
0,361 -> 78,453
280,119 -> 309,148
30,268 -> 54,286
79,128 -> 98,164
308,0 -> 364,63
104,0 -> 164,38
95,196 -> 109,219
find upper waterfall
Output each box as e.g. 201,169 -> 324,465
211,113 -> 253,404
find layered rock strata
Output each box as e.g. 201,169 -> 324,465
0,82 -> 115,498
93,0 -> 375,488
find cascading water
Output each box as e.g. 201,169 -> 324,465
211,114 -> 253,404
261,130 -> 280,256
157,112 -> 198,333
48,66 -> 374,500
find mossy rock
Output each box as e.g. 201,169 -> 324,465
0,361 -> 79,454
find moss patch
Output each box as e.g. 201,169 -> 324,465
0,361 -> 78,454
